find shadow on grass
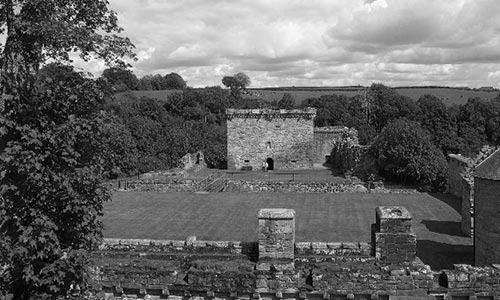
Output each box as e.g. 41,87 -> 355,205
420,220 -> 465,237
417,239 -> 473,270
428,193 -> 461,214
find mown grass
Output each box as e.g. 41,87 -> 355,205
103,191 -> 473,269
103,191 -> 468,244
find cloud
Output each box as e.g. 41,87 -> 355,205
69,0 -> 500,88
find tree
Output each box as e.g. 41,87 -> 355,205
164,72 -> 187,89
368,83 -> 418,131
137,75 -> 153,90
0,1 -> 135,299
417,94 -> 465,155
150,74 -> 167,90
222,72 -> 250,99
371,119 -> 448,191
101,67 -> 139,91
99,111 -> 139,178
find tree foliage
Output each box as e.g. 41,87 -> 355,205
0,1 -> 135,299
101,67 -> 138,91
164,72 -> 187,89
368,83 -> 418,131
222,72 -> 250,99
136,73 -> 187,90
371,119 -> 448,191
416,94 -> 466,155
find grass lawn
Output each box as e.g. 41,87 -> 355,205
104,191 -> 472,269
103,191 -> 467,243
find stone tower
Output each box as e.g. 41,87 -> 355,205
226,108 -> 316,171
473,148 -> 500,266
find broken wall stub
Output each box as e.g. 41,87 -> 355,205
373,206 -> 416,264
312,126 -> 358,165
226,108 -> 316,171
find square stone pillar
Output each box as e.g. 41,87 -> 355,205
373,206 -> 416,264
258,208 -> 295,260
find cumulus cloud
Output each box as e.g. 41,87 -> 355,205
71,0 -> 500,87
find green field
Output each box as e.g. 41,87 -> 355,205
122,87 -> 498,107
104,191 -> 472,269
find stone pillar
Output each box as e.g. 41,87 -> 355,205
373,206 -> 416,264
258,208 -> 295,261
257,209 -> 296,292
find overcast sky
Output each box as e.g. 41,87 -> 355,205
87,0 -> 500,88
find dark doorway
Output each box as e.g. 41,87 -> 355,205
266,158 -> 274,170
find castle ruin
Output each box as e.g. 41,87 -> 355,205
226,108 -> 360,171
226,108 -> 317,170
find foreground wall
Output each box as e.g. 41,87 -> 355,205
226,108 -> 316,171
88,206 -> 500,300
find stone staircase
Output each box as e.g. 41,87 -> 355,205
197,173 -> 227,193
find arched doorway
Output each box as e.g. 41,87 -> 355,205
266,158 -> 274,171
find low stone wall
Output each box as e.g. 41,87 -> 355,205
115,179 -> 200,192
226,180 -> 418,194
226,180 -> 368,193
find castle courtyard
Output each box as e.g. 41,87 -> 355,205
104,191 -> 472,270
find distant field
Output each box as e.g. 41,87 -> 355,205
117,87 -> 498,107
394,87 -> 498,105
242,89 -> 365,104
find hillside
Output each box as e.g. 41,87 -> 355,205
114,86 -> 499,107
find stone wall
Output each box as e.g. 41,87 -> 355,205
312,126 -> 358,165
226,108 -> 316,171
447,154 -> 474,237
225,179 -> 418,194
474,177 -> 500,266
86,205 -> 500,300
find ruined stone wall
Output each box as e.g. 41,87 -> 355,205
312,126 -> 358,165
475,177 -> 500,266
226,108 -> 316,171
448,154 -> 474,237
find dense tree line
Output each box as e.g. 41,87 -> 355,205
100,67 -> 188,92
299,83 -> 500,190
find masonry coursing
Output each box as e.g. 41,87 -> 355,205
226,109 -> 316,171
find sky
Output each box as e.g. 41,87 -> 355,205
83,0 -> 500,88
